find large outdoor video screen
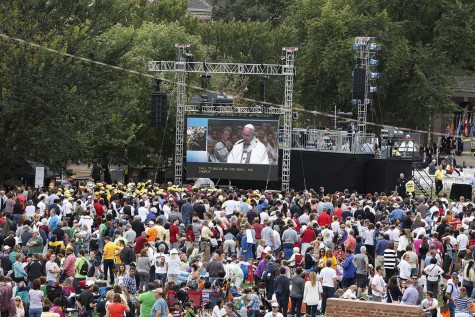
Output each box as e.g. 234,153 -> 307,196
186,116 -> 279,180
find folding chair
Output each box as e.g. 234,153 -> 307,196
187,290 -> 203,316
167,290 -> 178,307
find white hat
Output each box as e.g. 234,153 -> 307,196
271,302 -> 279,307
3,246 -> 10,250
170,249 -> 179,254
149,221 -> 154,225
244,124 -> 255,130
150,207 -> 158,213
85,280 -> 94,287
393,203 -> 399,208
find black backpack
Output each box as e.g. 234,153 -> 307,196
79,258 -> 89,276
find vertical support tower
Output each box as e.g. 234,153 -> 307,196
281,47 -> 298,191
174,43 -> 189,186
352,37 -> 380,135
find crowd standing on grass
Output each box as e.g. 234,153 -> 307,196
2,179 -> 475,317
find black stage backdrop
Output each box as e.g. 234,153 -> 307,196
366,158 -> 413,195
190,150 -> 373,193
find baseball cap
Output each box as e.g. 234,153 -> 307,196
170,249 -> 179,254
271,302 -> 279,307
154,288 -> 163,294
85,281 -> 95,287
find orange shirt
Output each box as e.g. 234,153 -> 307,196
147,227 -> 158,242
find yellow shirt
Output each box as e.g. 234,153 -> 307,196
115,246 -> 123,264
405,180 -> 415,193
435,169 -> 445,181
201,226 -> 213,240
103,241 -> 118,260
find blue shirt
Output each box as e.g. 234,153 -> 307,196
375,239 -> 389,256
49,215 -> 59,233
389,208 -> 403,220
341,254 -> 356,278
470,177 -> 475,188
151,298 -> 168,317
401,286 -> 419,305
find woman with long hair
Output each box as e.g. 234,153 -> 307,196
386,275 -> 403,303
29,279 -> 44,317
137,249 -> 150,292
303,272 -> 322,317
304,247 -> 317,272
462,259 -> 475,297
14,296 -> 25,317
322,249 -> 337,269
115,264 -> 126,287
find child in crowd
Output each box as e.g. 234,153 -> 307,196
172,302 -> 183,317
256,240 -> 265,260
248,260 -> 255,284
201,281 -> 213,308
241,288 -> 252,308
342,285 -> 357,300
281,260 -> 291,278
183,302 -> 196,317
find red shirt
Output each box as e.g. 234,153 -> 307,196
186,229 -> 195,242
108,303 -> 127,317
252,223 -> 263,239
301,228 -> 316,243
344,236 -> 356,252
169,225 -> 179,243
334,208 -> 343,222
135,235 -> 147,253
317,213 -> 332,227
94,203 -> 104,217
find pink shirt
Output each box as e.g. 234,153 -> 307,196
63,254 -> 76,277
413,239 -> 422,255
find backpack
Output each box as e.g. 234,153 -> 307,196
89,235 -> 99,251
79,258 -> 89,276
261,263 -> 278,282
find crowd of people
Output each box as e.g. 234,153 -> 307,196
0,179 -> 475,317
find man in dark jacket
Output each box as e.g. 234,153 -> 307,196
289,268 -> 305,317
26,254 -> 44,285
263,259 -> 280,300
274,267 -> 290,317
120,241 -> 136,268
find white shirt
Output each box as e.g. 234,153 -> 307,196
320,267 -> 336,287
423,264 -> 444,282
63,200 -> 73,216
457,233 -> 469,250
223,200 -> 239,216
371,273 -> 385,297
45,260 -> 59,282
37,201 -> 46,216
421,298 -> 438,310
397,259 -> 412,279
138,206 -> 149,222
78,216 -> 93,232
392,227 -> 400,242
25,206 -> 36,219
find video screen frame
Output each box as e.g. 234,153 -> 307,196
186,116 -> 280,181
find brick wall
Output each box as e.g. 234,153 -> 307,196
326,298 -> 424,317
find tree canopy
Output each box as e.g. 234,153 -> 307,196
0,0 -> 473,177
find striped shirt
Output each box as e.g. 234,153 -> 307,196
383,249 -> 397,269
455,295 -> 471,314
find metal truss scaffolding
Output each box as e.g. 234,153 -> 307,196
149,45 -> 297,190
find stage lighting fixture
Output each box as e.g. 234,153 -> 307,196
353,44 -> 362,50
369,58 -> 378,65
351,99 -> 359,106
369,86 -> 379,93
184,53 -> 194,71
369,43 -> 381,51
355,58 -> 363,66
368,72 -> 381,79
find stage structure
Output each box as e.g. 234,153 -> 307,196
149,44 -> 297,190
352,37 -> 380,134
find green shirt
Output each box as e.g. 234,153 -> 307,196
114,237 -> 128,246
74,257 -> 89,278
27,237 -> 44,254
138,291 -> 156,317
